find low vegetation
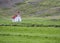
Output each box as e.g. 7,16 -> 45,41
0,0 -> 60,43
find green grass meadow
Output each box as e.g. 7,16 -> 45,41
0,0 -> 60,43
0,18 -> 60,43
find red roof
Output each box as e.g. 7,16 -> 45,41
12,15 -> 17,19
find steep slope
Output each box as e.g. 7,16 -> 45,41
0,0 -> 60,17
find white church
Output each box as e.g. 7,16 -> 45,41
12,11 -> 22,22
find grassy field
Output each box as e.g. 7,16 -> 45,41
0,17 -> 60,25
0,0 -> 60,43
0,18 -> 60,43
0,27 -> 60,43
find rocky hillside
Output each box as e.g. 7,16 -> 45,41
0,0 -> 60,17
0,0 -> 25,8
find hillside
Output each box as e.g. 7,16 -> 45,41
0,0 -> 60,43
0,0 -> 60,18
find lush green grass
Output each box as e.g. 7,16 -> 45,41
0,26 -> 60,43
0,0 -> 60,43
0,18 -> 60,43
0,17 -> 60,25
